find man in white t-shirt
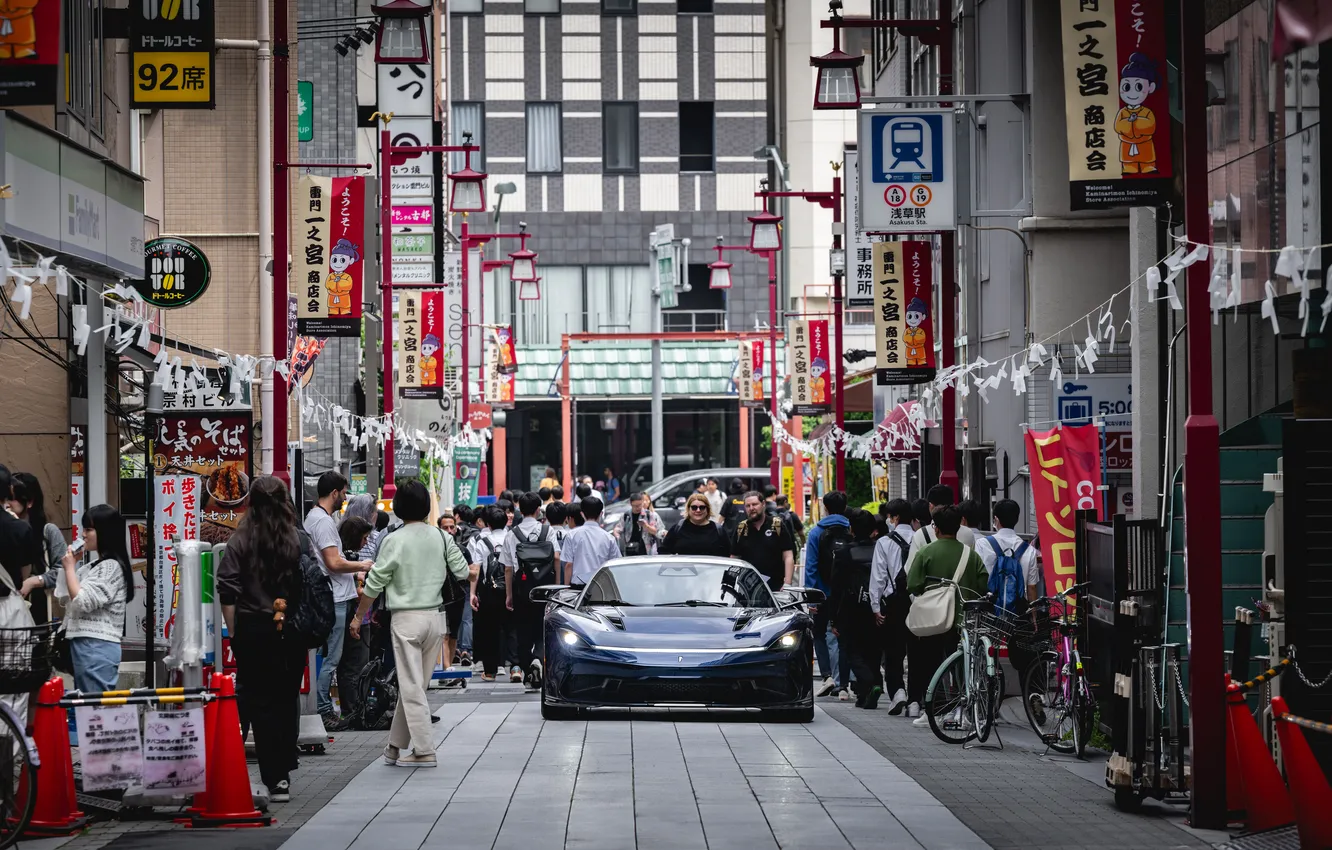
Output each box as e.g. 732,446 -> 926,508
559,498 -> 621,586
869,499 -> 915,716
976,498 -> 1041,599
304,471 -> 373,727
467,505 -> 516,681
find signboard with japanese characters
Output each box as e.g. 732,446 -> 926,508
137,237 -> 211,308
391,176 -> 433,198
162,368 -> 253,412
790,320 -> 831,416
859,108 -> 956,231
131,0 -> 215,108
453,446 -> 483,507
153,474 -> 198,642
845,147 -> 879,309
296,174 -> 366,337
493,326 -> 517,375
71,425 -> 85,545
387,116 -> 435,177
0,0 -> 61,106
1055,374 -> 1133,470
874,241 -> 936,385
152,413 -> 251,543
737,341 -> 753,401
485,341 -> 515,409
398,289 -> 446,400
740,341 -> 766,409
1059,0 -> 1172,210
393,232 -> 434,257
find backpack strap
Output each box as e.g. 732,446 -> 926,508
1014,540 -> 1030,560
984,536 -> 1005,558
537,524 -> 550,543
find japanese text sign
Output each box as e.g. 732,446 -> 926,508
789,320 -> 831,416
858,108 -> 956,231
737,341 -> 754,402
0,0 -> 61,106
874,241 -> 936,385
1059,0 -> 1172,210
154,475 -> 197,642
845,147 -> 879,309
398,289 -> 446,400
741,341 -> 766,409
296,175 -> 365,337
1025,424 -> 1105,596
493,326 -> 517,375
453,446 -> 483,507
485,333 -> 515,409
132,0 -> 215,108
153,413 -> 251,541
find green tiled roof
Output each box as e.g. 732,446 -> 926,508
514,342 -> 787,399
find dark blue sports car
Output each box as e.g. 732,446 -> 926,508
533,557 -> 823,722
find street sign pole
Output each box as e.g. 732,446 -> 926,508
649,224 -> 674,485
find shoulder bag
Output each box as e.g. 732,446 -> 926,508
905,545 -> 972,637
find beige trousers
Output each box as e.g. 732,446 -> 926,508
388,609 -> 444,756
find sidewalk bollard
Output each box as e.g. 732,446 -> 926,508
1226,682 -> 1295,833
23,678 -> 87,837
1271,696 -> 1332,850
189,674 -> 271,828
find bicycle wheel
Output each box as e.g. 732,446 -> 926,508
1071,669 -> 1095,759
926,653 -> 975,745
0,702 -> 37,848
1023,656 -> 1076,754
971,644 -> 995,744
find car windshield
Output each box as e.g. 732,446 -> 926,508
581,562 -> 776,609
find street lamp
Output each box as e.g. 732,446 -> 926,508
708,236 -> 733,289
810,2 -> 864,110
747,208 -> 783,252
508,223 -> 539,282
447,135 -> 488,213
373,0 -> 431,63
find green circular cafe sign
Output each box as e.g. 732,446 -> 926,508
137,237 -> 212,308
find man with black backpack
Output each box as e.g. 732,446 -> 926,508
467,505 -> 517,682
505,492 -> 559,689
870,499 -> 915,716
827,510 -> 883,709
803,490 -> 850,698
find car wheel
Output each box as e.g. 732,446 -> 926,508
764,704 -> 815,723
541,698 -> 580,721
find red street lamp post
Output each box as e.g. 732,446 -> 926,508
810,2 -> 865,110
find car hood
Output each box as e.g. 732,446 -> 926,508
556,606 -> 801,650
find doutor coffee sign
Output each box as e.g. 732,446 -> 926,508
137,237 -> 211,308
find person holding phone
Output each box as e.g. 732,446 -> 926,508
615,492 -> 664,557
57,504 -> 134,694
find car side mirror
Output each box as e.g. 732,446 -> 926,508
780,587 -> 826,608
674,496 -> 687,509
529,584 -> 572,604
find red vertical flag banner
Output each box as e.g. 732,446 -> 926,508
398,289 -> 444,399
297,175 -> 365,337
751,341 -> 766,406
1025,423 -> 1105,595
874,240 -> 935,385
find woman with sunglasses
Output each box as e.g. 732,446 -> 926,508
659,493 -> 731,558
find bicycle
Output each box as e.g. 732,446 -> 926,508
922,579 -> 1005,746
1021,581 -> 1096,757
0,622 -> 59,848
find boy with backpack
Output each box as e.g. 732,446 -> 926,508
505,492 -> 560,688
827,510 -> 883,709
803,491 -> 850,697
869,498 -> 915,716
467,505 -> 516,682
978,498 -> 1041,613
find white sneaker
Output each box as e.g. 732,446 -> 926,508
527,659 -> 543,689
837,688 -> 851,702
911,712 -> 931,727
887,689 -> 908,715
907,701 -> 922,719
816,677 -> 835,697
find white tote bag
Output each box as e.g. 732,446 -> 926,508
905,546 -> 971,637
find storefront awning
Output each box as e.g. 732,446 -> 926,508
515,342 -> 787,401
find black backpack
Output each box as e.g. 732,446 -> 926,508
478,537 -> 506,591
887,530 -> 912,596
818,523 -> 855,580
513,524 -> 556,586
287,530 -> 336,649
847,540 -> 875,606
437,529 -> 469,606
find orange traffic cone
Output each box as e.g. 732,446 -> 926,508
189,674 -> 270,828
1272,697 -> 1332,850
23,678 -> 87,836
1226,683 -> 1295,833
182,672 -> 224,820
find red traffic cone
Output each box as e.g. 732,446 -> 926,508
1225,677 -> 1247,825
23,678 -> 87,836
190,674 -> 270,828
1226,684 -> 1295,833
182,672 -> 225,820
1272,697 -> 1332,850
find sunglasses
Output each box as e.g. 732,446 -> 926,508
688,504 -> 709,512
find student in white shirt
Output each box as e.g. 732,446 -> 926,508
559,498 -> 621,586
977,498 -> 1041,600
869,499 -> 915,716
467,505 -> 515,682
505,493 -> 560,686
903,485 -> 976,574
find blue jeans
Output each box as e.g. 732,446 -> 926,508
317,603 -> 348,715
70,637 -> 121,694
811,605 -> 842,688
459,586 -> 474,652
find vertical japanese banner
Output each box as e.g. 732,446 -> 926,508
399,289 -> 445,399
70,425 -> 85,544
789,320 -> 811,413
844,147 -> 877,309
874,241 -> 935,385
737,341 -> 754,402
485,339 -> 515,409
296,175 -> 365,336
494,326 -> 518,374
749,340 -> 766,408
1060,0 -> 1171,210
153,413 -> 252,543
1025,423 -> 1105,596
453,446 -> 483,507
154,475 -> 199,643
809,320 -> 830,413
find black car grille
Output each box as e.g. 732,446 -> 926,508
566,675 -> 797,706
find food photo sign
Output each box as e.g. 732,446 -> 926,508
152,413 -> 252,543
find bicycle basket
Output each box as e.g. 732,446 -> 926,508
0,623 -> 58,694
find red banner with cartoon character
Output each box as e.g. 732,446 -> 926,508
398,289 -> 445,399
296,175 -> 365,337
1025,423 -> 1104,596
874,240 -> 934,385
745,340 -> 766,409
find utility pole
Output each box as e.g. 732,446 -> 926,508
649,224 -> 680,485
270,0 -> 291,487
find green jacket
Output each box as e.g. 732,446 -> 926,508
906,537 -> 989,625
364,523 -> 469,612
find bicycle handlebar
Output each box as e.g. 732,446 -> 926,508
1032,581 -> 1089,607
924,575 -> 991,602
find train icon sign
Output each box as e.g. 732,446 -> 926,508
858,108 -> 956,231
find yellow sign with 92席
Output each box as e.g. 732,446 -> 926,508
132,52 -> 212,105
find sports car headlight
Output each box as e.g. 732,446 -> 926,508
559,628 -> 587,647
770,630 -> 801,650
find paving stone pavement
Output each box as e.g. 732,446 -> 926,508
279,701 -> 989,850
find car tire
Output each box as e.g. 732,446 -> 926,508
541,699 -> 579,721
764,703 -> 815,723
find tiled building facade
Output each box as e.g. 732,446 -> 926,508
448,2 -> 774,344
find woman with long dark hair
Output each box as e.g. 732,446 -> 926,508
56,504 -> 133,694
9,473 -> 66,623
217,476 -> 308,803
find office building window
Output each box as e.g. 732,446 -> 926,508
679,102 -> 714,172
526,103 -> 563,173
603,0 -> 635,14
677,0 -> 711,12
603,103 -> 639,173
517,266 -> 584,345
66,0 -> 104,134
450,102 -> 485,172
452,0 -> 483,12
586,267 -> 652,333
526,0 -> 559,13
